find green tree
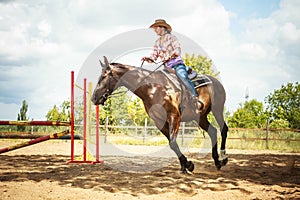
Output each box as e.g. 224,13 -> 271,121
183,53 -> 220,77
99,97 -> 114,125
46,105 -> 60,121
228,99 -> 267,128
269,119 -> 290,129
110,90 -> 132,126
128,97 -> 150,126
17,100 -> 29,131
46,101 -> 70,121
265,82 -> 300,129
100,87 -> 133,126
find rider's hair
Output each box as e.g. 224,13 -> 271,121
164,27 -> 171,34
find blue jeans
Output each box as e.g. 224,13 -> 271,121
173,64 -> 198,97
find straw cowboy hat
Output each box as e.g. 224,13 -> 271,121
149,19 -> 172,32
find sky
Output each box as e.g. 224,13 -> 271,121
0,0 -> 299,120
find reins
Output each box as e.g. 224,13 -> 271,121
138,60 -> 166,84
106,60 -> 167,99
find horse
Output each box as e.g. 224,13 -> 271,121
92,56 -> 228,173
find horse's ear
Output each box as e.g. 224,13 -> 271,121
103,56 -> 110,67
99,59 -> 106,69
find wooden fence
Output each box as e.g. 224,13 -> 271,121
97,122 -> 300,150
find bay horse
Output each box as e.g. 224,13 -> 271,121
92,56 -> 228,173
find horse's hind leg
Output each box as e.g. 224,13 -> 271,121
212,104 -> 229,166
199,115 -> 222,170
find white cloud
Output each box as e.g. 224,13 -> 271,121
237,42 -> 267,59
0,0 -> 299,120
38,20 -> 52,37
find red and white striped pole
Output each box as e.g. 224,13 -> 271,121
0,130 -> 69,154
70,71 -> 75,161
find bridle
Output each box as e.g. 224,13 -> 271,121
101,67 -> 118,100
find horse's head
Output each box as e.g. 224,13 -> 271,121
91,56 -> 119,105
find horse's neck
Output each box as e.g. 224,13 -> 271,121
118,67 -> 152,99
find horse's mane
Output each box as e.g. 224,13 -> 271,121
110,62 -> 152,73
110,62 -> 136,68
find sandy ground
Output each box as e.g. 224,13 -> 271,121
0,139 -> 299,200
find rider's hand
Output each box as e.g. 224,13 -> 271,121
163,56 -> 171,63
141,57 -> 154,63
163,54 -> 177,63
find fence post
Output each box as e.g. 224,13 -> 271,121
266,119 -> 269,149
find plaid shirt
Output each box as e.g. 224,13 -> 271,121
150,33 -> 182,62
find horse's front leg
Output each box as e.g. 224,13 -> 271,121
169,138 -> 194,173
167,115 -> 194,173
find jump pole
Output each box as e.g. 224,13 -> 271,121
94,105 -> 104,164
70,71 -> 75,161
96,105 -> 100,162
0,121 -> 70,126
0,130 -> 69,154
67,71 -> 103,164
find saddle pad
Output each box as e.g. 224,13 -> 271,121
160,70 -> 212,91
192,75 -> 212,88
160,70 -> 182,91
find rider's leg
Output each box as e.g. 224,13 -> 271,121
174,64 -> 204,110
174,64 -> 198,97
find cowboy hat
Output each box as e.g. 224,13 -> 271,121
149,19 -> 172,32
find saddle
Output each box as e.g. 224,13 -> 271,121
161,66 -> 212,92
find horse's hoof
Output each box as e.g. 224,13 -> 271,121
215,162 -> 222,170
221,157 -> 228,166
186,161 -> 194,172
180,169 -> 187,174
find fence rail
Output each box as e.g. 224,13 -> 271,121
1,122 -> 299,150
94,124 -> 299,151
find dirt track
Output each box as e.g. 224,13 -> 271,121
0,140 -> 299,200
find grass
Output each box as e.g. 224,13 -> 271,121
107,135 -> 169,146
104,129 -> 300,152
1,126 -> 299,152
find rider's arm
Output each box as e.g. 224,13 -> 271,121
149,39 -> 160,61
169,34 -> 181,58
